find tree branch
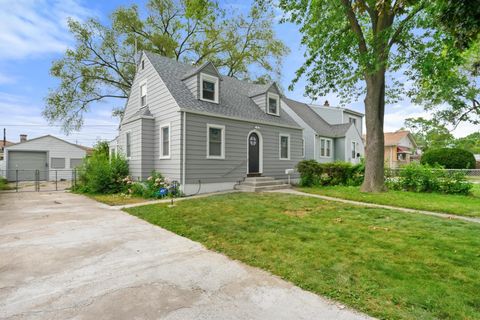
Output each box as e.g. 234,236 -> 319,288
388,2 -> 425,48
340,0 -> 369,57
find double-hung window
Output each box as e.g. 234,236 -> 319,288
140,83 -> 147,107
351,141 -> 357,159
267,93 -> 280,116
126,132 -> 131,158
160,124 -> 170,159
320,138 -> 332,157
279,134 -> 290,160
200,74 -> 219,103
349,117 -> 356,126
207,124 -> 225,159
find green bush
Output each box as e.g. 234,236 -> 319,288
297,160 -> 364,187
0,177 -> 11,190
421,148 -> 476,169
386,163 -> 473,195
77,152 -> 129,194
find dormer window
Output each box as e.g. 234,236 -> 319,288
200,73 -> 219,103
267,93 -> 280,116
140,82 -> 147,107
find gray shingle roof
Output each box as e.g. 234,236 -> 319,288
283,97 -> 352,138
144,52 -> 301,128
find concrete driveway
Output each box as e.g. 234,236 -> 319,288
0,191 -> 372,320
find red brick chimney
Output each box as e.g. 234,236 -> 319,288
20,134 -> 27,143
324,100 -> 330,107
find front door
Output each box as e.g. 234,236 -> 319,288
248,132 -> 260,174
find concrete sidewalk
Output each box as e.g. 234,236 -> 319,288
0,191 -> 372,320
276,189 -> 480,224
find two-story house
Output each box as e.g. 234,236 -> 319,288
282,99 -> 364,164
111,51 -> 304,195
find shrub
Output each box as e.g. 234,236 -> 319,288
296,160 -> 364,187
0,177 -> 11,190
421,148 -> 476,169
386,163 -> 473,195
77,152 -> 129,194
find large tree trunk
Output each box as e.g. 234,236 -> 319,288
361,70 -> 387,192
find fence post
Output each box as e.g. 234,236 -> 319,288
74,168 -> 77,188
36,169 -> 39,192
15,170 -> 18,192
55,170 -> 58,191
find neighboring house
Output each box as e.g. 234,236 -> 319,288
282,98 -> 364,164
381,130 -> 418,168
0,139 -> 13,161
5,135 -> 91,181
309,101 -> 364,136
474,154 -> 480,169
111,51 -> 303,195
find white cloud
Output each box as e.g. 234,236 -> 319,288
0,0 -> 92,60
0,72 -> 17,85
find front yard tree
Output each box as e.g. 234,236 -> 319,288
44,0 -> 288,133
279,0 -> 440,192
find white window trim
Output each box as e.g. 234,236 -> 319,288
351,141 -> 357,159
200,73 -> 219,103
319,137 -> 333,158
206,124 -> 225,159
279,133 -> 290,160
125,131 -> 132,160
140,80 -> 147,107
266,92 -> 280,116
159,123 -> 171,159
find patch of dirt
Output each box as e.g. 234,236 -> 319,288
282,208 -> 313,217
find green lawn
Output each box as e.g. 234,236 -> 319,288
125,193 -> 480,320
297,184 -> 480,218
85,193 -> 149,206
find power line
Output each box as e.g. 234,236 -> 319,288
0,124 -> 118,127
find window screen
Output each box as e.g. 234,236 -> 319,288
161,126 -> 170,157
280,136 -> 289,159
70,158 -> 83,168
51,157 -> 65,169
208,127 -> 222,157
202,80 -> 215,101
268,97 -> 278,114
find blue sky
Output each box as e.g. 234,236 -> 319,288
0,0 -> 476,147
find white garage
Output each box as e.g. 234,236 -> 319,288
5,135 -> 91,181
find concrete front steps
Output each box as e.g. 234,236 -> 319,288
234,176 -> 291,192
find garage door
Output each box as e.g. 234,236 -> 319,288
7,151 -> 48,181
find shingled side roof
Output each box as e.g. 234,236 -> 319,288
144,51 -> 301,128
283,97 -> 352,138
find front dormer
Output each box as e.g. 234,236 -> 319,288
250,83 -> 282,116
182,61 -> 222,104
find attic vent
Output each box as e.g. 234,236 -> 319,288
141,60 -> 145,70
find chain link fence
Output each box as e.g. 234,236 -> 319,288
0,169 -> 79,192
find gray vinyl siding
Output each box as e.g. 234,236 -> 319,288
310,106 -> 343,124
345,112 -> 363,135
344,125 -> 365,163
5,136 -> 87,180
184,113 -> 302,184
251,94 -> 266,112
335,138 -> 346,161
315,136 -> 335,163
119,52 -> 182,181
183,75 -> 198,98
281,99 -> 315,160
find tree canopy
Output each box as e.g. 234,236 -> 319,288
44,0 -> 288,132
403,117 -> 455,151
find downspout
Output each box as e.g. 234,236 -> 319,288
182,111 -> 186,190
